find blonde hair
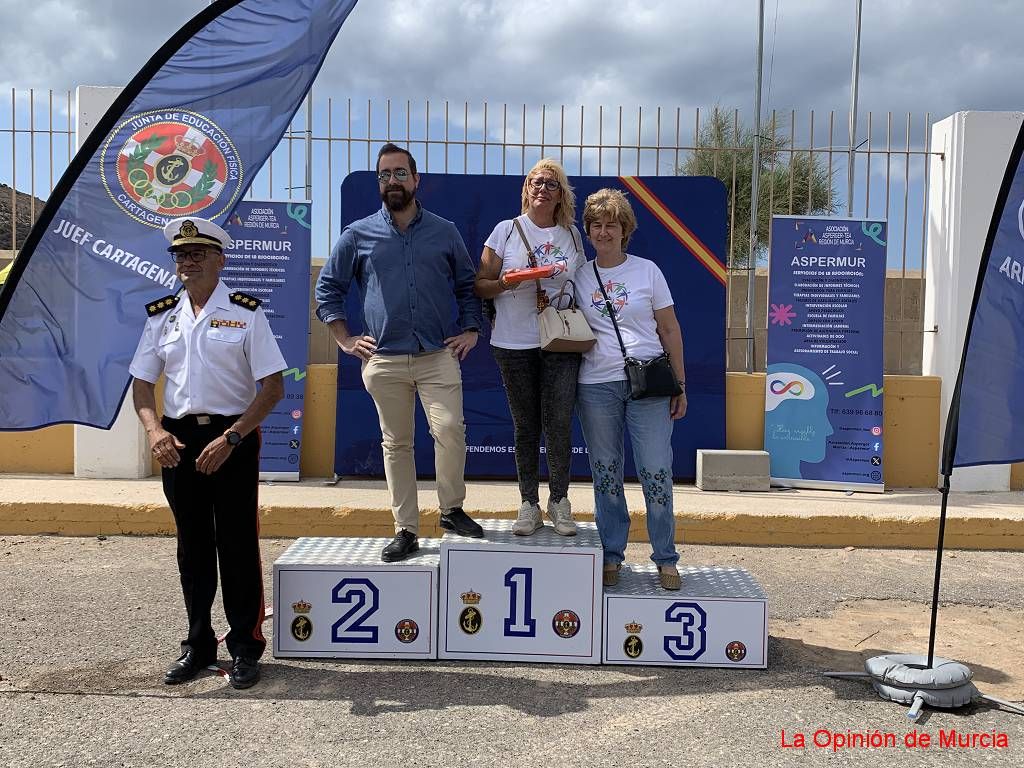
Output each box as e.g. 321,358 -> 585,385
583,188 -> 637,250
521,158 -> 576,230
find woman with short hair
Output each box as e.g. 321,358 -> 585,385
574,188 -> 687,589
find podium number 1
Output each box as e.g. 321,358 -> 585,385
503,567 -> 536,637
331,577 -> 380,643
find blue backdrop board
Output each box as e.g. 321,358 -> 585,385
333,173 -> 727,481
224,201 -> 311,480
765,215 -> 887,491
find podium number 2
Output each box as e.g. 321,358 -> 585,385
503,567 -> 536,637
663,602 -> 707,660
331,577 -> 379,643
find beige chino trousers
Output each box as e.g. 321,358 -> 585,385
361,349 -> 467,534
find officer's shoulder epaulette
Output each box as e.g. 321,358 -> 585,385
229,292 -> 262,311
145,294 -> 180,317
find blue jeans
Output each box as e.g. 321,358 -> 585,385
577,381 -> 678,567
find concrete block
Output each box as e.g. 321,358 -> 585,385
696,449 -> 770,491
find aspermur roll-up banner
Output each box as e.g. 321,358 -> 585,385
765,215 -> 887,491
223,201 -> 311,480
333,172 -> 728,481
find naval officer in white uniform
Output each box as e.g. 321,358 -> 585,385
130,217 -> 285,689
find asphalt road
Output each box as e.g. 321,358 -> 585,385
1,535 -> 1022,767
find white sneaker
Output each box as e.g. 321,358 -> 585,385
512,501 -> 543,536
547,497 -> 577,536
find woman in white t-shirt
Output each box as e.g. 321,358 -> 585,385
574,188 -> 687,590
474,158 -> 586,537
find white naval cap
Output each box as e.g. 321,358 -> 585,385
163,217 -> 233,252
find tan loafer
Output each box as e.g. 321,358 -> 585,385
658,565 -> 681,591
603,563 -> 621,587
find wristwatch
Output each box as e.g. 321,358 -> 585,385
224,430 -> 243,446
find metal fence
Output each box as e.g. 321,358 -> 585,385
1,89 -> 940,373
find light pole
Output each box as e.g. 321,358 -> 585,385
847,0 -> 863,216
745,0 -> 765,374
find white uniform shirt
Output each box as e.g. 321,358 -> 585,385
484,216 -> 586,349
129,280 -> 287,418
574,254 -> 675,384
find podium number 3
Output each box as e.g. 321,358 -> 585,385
503,567 -> 536,637
331,577 -> 380,643
663,601 -> 707,660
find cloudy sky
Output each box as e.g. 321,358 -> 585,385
1,0 -> 1021,120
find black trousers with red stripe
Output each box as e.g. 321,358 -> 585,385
161,414 -> 266,661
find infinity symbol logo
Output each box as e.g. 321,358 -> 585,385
769,379 -> 804,395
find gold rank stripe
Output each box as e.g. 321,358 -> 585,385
618,175 -> 727,286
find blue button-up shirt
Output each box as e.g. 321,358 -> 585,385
315,203 -> 482,355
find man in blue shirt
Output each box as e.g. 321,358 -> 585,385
316,143 -> 484,560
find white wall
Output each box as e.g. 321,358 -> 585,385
72,86 -> 151,479
923,111 -> 1024,491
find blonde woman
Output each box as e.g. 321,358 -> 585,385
574,188 -> 687,590
474,159 -> 586,536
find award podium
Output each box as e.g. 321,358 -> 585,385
439,520 -> 603,664
602,564 -> 768,667
271,525 -> 770,669
273,537 -> 441,659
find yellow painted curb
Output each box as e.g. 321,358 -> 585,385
1,503 -> 1020,551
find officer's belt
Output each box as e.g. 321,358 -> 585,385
164,413 -> 242,427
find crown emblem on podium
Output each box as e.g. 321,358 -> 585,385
174,135 -> 203,158
624,621 -> 643,634
460,589 -> 481,605
292,600 -> 312,614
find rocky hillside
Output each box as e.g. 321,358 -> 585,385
0,184 -> 47,250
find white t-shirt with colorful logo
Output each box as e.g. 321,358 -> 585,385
574,254 -> 675,384
485,215 -> 586,350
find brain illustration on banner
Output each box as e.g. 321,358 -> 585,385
764,362 -> 834,479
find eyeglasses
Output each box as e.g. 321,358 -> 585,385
378,168 -> 411,183
172,249 -> 214,264
529,178 -> 561,192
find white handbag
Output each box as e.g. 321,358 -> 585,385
538,279 -> 596,353
511,219 -> 595,353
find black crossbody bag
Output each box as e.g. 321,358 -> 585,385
593,260 -> 683,400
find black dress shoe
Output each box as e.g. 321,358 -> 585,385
439,507 -> 484,538
164,649 -> 215,685
381,529 -> 419,562
230,656 -> 260,690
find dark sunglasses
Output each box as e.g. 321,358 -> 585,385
172,249 -> 215,264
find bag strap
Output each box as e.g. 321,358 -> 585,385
549,278 -> 579,311
593,260 -> 629,360
512,217 -> 548,311
569,224 -> 583,257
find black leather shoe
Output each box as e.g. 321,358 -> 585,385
381,529 -> 419,562
230,656 -> 261,689
439,507 -> 484,538
164,649 -> 215,685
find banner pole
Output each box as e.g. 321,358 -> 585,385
926,470 -> 950,669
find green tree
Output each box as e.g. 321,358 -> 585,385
679,107 -> 836,268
